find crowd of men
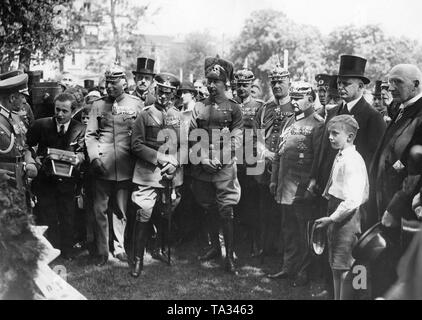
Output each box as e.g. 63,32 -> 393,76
1,53 -> 422,300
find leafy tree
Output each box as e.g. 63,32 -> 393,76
229,9 -> 325,97
0,0 -> 83,72
324,24 -> 422,83
162,31 -> 218,81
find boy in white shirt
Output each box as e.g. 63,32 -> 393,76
315,115 -> 369,300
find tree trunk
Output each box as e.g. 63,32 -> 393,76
18,47 -> 31,72
0,53 -> 13,73
110,0 -> 121,65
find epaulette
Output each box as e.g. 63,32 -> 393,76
313,113 -> 324,122
0,105 -> 11,119
127,94 -> 142,101
143,105 -> 153,111
255,99 -> 265,105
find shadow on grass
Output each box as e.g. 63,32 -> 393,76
54,241 -> 326,300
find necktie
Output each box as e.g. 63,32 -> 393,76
339,103 -> 349,115
322,152 -> 341,198
59,124 -> 65,136
394,105 -> 405,123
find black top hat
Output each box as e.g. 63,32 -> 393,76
373,80 -> 382,98
352,222 -> 398,264
338,55 -> 370,85
84,79 -> 95,89
132,57 -> 155,76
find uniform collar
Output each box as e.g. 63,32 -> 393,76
237,95 -> 252,105
209,94 -> 229,105
295,106 -> 315,121
135,88 -> 148,101
0,104 -> 11,118
276,95 -> 291,106
115,93 -> 126,103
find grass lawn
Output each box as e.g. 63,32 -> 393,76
52,237 -> 328,300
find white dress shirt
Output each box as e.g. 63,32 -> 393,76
56,119 -> 71,134
323,145 -> 369,223
344,94 -> 363,113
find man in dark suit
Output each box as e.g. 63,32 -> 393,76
372,64 -> 422,232
362,64 -> 422,299
27,93 -> 86,260
309,55 -> 386,230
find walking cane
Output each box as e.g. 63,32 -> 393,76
161,164 -> 175,266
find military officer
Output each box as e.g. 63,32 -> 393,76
130,72 -> 185,277
85,65 -> 144,266
0,72 -> 37,193
267,82 -> 324,286
0,70 -> 34,129
315,74 -> 340,119
132,57 -> 156,108
254,62 -> 294,258
189,56 -> 243,274
233,63 -> 263,257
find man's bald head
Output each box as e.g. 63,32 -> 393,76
388,64 -> 422,102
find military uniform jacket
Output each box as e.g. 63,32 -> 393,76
0,105 -> 35,177
85,93 -> 143,181
271,108 -> 324,204
235,96 -> 263,167
369,97 -> 422,226
189,95 -> 243,182
131,103 -> 185,188
254,98 -> 294,184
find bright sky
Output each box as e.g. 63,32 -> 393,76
140,0 -> 422,41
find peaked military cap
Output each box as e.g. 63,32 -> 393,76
0,71 -> 29,95
269,62 -> 290,81
155,72 -> 180,91
289,81 -> 314,99
204,56 -> 234,83
105,64 -> 126,80
315,74 -> 331,88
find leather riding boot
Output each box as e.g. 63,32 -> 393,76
131,222 -> 148,278
150,224 -> 171,264
198,213 -> 221,261
222,218 -> 237,275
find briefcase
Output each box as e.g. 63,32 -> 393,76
47,148 -> 78,178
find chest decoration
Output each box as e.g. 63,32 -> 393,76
112,103 -> 137,116
290,126 -> 313,136
164,115 -> 180,127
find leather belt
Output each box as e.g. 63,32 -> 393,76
0,156 -> 24,163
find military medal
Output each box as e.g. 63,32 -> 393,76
222,126 -> 230,134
